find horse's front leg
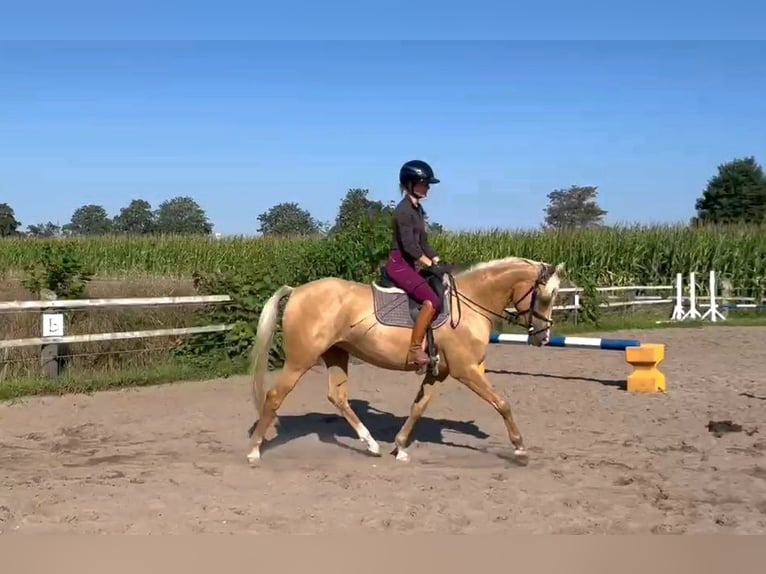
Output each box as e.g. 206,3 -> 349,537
392,369 -> 448,462
453,363 -> 528,464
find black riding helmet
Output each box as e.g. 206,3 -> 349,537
399,159 -> 440,187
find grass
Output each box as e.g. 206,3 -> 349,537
552,311 -> 766,334
497,302 -> 766,337
0,354 -> 251,402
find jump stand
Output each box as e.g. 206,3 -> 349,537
624,343 -> 666,393
487,332 -> 667,394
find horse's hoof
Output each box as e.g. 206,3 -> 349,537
513,447 -> 529,466
394,449 -> 410,462
246,447 -> 261,466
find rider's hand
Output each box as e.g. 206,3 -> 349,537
418,255 -> 433,268
432,256 -> 440,265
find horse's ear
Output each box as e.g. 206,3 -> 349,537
543,262 -> 561,278
542,262 -> 565,282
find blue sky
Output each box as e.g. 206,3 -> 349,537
2,38 -> 766,234
2,1 -> 764,41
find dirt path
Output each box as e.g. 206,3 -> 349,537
1,326 -> 765,534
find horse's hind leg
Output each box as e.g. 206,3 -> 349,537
323,346 -> 380,456
247,362 -> 312,464
393,369 -> 448,462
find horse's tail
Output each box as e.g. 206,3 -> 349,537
251,284 -> 294,419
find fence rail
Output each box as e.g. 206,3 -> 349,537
0,294 -> 232,312
507,281 -> 676,315
552,271 -> 764,321
0,324 -> 234,350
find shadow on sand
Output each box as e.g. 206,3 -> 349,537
253,399 -> 495,458
485,368 -> 626,390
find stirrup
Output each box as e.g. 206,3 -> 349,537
413,354 -> 440,376
407,349 -> 429,366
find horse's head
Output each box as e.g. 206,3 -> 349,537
507,261 -> 565,347
455,256 -> 565,346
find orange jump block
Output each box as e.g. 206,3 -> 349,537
625,343 -> 667,393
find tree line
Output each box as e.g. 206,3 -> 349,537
540,156 -> 766,230
258,156 -> 766,237
0,196 -> 213,238
254,187 -> 446,238
1,156 -> 764,239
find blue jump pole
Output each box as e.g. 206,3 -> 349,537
489,332 -> 641,351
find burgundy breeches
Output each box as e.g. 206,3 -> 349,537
384,249 -> 441,314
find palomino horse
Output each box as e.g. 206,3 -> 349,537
245,256 -> 565,465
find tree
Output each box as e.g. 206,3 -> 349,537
113,199 -> 156,234
427,221 -> 445,234
0,203 -> 21,237
62,204 -> 113,236
26,221 -> 61,237
154,196 -> 213,235
256,202 -> 321,237
694,156 -> 766,224
327,190 -> 396,281
542,185 -> 607,230
331,188 -> 395,234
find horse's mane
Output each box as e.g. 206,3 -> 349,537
458,255 -> 542,275
455,256 -> 561,299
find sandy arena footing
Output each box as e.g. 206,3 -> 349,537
1,326 -> 765,534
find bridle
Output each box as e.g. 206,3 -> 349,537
503,272 -> 556,338
435,263 -> 555,338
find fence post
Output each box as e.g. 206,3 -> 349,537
720,276 -> 733,318
573,291 -> 580,325
40,290 -> 63,380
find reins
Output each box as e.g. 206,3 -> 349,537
426,263 -> 555,337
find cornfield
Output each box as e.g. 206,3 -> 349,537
1,222 -> 765,292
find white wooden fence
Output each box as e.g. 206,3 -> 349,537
0,295 -> 234,350
553,271 -> 765,323
0,295 -> 235,379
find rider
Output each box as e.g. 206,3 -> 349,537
384,159 -> 442,369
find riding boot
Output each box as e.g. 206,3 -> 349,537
406,300 -> 435,368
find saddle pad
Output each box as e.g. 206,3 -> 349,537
371,283 -> 452,329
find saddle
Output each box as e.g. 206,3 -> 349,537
372,264 -> 452,327
370,263 -> 455,375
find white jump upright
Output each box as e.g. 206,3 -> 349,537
701,270 -> 726,323
670,270 -> 750,323
680,271 -> 703,320
670,273 -> 686,321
